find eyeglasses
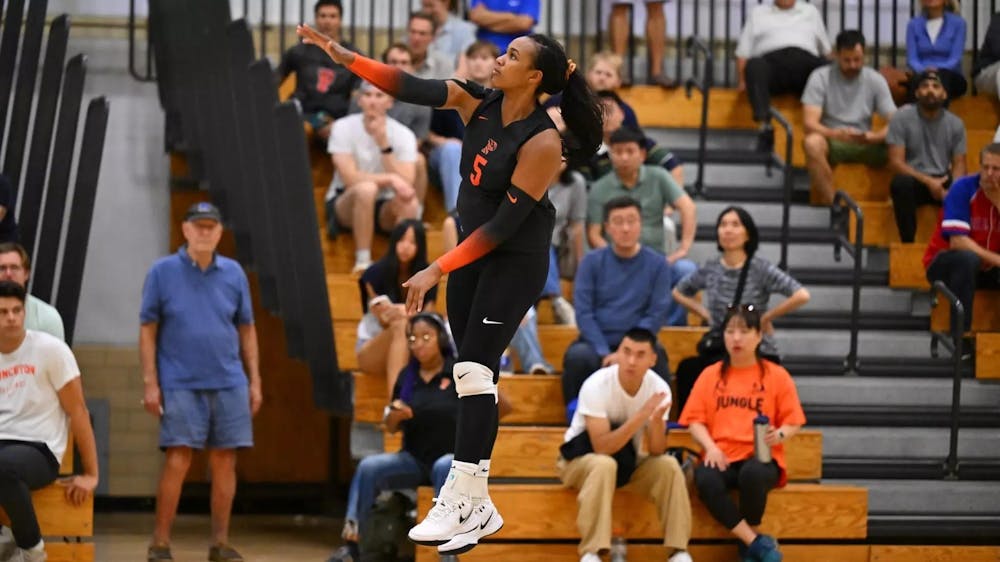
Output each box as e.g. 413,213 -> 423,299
407,333 -> 434,346
0,265 -> 24,273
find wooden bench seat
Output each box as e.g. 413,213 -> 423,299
383,426 -> 823,482
416,483 -> 867,541
930,290 -> 1000,332
975,332 -> 1000,380
417,543 -> 873,562
889,243 -> 931,289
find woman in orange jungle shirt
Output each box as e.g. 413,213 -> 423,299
679,305 -> 806,562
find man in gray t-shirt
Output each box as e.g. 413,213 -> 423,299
887,70 -> 968,242
802,30 -> 897,205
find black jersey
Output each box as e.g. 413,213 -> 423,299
455,85 -> 557,253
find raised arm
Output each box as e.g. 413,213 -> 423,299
297,24 -> 482,121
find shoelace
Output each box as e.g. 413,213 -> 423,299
426,497 -> 460,521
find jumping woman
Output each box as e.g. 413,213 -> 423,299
297,24 -> 603,556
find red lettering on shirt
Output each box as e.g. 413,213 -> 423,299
0,364 -> 36,379
316,67 -> 335,94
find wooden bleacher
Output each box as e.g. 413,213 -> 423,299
0,437 -> 94,561
930,290 -> 1000,333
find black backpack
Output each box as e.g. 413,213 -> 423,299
359,491 -> 416,562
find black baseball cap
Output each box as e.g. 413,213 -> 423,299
915,69 -> 943,88
184,201 -> 222,222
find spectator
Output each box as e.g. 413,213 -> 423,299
734,0 -> 831,152
0,242 -> 64,340
140,202 -> 262,562
973,13 -> 1000,142
802,30 -> 896,205
422,0 -> 477,70
0,280 -> 97,562
924,144 -> 1000,333
542,164 -> 587,326
326,81 -> 421,274
905,0 -> 967,102
408,11 -> 456,80
358,220 -> 437,395
587,127 -> 696,326
672,206 -> 809,413
680,305 -> 806,562
563,197 -> 672,408
426,40 -> 498,212
887,70 -> 967,243
441,212 -> 553,373
468,0 -> 538,53
331,313 -> 458,561
583,91 -> 684,186
559,328 -> 692,562
608,1 -> 674,87
279,0 -> 360,141
545,51 -> 641,132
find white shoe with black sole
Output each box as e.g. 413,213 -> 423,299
436,500 -> 504,556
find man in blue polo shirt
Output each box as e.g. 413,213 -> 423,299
468,0 -> 539,53
140,202 -> 262,562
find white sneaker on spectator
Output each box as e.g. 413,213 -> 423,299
551,296 -> 576,326
16,541 -> 46,562
580,553 -> 602,562
668,550 -> 693,562
435,499 -> 503,555
528,363 -> 553,375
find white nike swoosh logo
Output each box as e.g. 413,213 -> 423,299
482,318 -> 503,325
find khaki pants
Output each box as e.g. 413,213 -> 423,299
558,453 -> 692,555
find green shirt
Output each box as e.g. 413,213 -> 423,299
26,294 -> 64,341
587,165 -> 687,253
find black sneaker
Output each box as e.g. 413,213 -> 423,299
208,544 -> 244,562
756,126 -> 775,153
147,544 -> 173,562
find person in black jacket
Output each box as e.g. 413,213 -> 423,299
973,13 -> 1000,142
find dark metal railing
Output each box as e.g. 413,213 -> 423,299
769,107 -> 794,271
928,281 -> 966,479
130,0 -> 994,87
683,35 -> 712,197
830,191 -> 864,375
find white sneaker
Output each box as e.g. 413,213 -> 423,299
15,543 -> 46,562
668,550 -> 693,562
580,553 -> 602,562
436,499 -> 504,555
0,527 -> 15,561
408,495 -> 474,546
551,297 -> 576,326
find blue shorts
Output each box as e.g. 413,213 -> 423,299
159,385 -> 253,450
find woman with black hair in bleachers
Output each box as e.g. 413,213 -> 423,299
357,219 -> 437,396
680,304 -> 806,562
671,206 -> 810,413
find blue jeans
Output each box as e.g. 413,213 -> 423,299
159,385 -> 253,450
667,258 -> 698,326
542,246 -> 561,297
429,141 -> 462,212
345,451 -> 453,527
509,307 -> 551,371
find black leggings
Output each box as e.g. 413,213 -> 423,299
0,441 -> 60,548
447,249 -> 549,463
745,48 -> 827,123
694,459 -> 780,530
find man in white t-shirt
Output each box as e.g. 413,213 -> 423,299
559,328 -> 692,562
0,281 -> 98,561
326,81 -> 420,273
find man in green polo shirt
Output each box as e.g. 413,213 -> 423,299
587,127 -> 698,326
0,242 -> 64,340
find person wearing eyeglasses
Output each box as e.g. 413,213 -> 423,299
0,243 -> 64,340
680,305 -> 806,562
672,206 -> 810,413
330,312 -> 458,562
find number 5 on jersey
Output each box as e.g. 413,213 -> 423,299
470,154 -> 488,186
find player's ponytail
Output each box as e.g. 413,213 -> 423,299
529,34 -> 603,168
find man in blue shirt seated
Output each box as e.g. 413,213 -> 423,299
468,0 -> 538,53
562,196 -> 672,409
140,202 -> 263,562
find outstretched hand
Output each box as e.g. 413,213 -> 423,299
296,24 -> 354,66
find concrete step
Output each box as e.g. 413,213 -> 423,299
834,479 -> 1000,515
819,427 -> 1000,460
794,285 -> 918,315
796,377 -> 1000,409
772,329 -> 936,358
